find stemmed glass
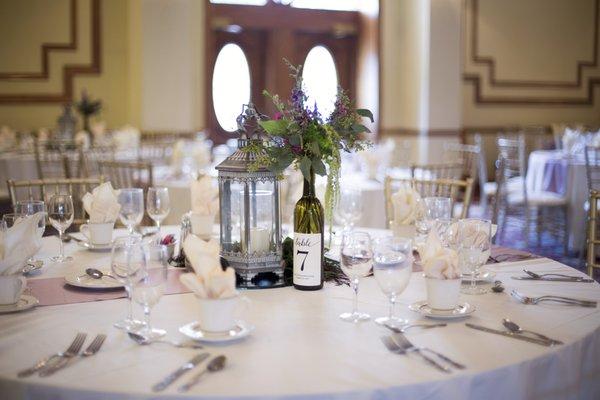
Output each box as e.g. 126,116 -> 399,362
339,231 -> 373,323
111,236 -> 145,331
131,244 -> 168,339
15,200 -> 46,265
373,237 -> 413,328
47,194 -> 74,262
146,187 -> 170,236
424,197 -> 452,223
335,188 -> 363,232
2,213 -> 24,228
118,188 -> 144,236
457,218 -> 491,295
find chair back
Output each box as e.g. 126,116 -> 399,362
137,141 -> 174,165
98,160 -> 153,190
473,133 -> 488,200
584,146 -> 600,192
587,190 -> 600,278
34,141 -> 70,179
409,163 -> 463,180
384,176 -> 474,228
81,145 -> 116,178
443,142 -> 480,181
7,177 -> 104,226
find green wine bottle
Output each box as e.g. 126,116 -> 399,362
293,167 -> 324,290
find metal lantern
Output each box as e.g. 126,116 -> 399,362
215,105 -> 283,288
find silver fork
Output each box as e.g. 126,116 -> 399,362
39,333 -> 88,377
18,333 -> 86,378
511,290 -> 597,307
391,333 -> 465,370
381,336 -> 450,373
41,334 -> 107,377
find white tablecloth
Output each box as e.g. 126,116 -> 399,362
0,153 -> 38,198
526,150 -> 587,251
1,227 -> 599,399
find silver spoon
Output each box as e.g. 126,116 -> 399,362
385,323 -> 447,333
127,332 -> 204,349
85,268 -> 117,280
502,318 -> 563,345
22,260 -> 43,275
178,355 -> 226,392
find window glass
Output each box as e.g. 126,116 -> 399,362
302,45 -> 338,119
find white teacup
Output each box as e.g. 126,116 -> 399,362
80,222 -> 114,245
189,212 -> 215,240
425,276 -> 461,310
196,293 -> 249,332
0,275 -> 26,305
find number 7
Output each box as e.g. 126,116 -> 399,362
297,250 -> 309,271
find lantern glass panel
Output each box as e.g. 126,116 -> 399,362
219,179 -> 245,254
241,180 -> 276,255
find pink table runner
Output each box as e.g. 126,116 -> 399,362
28,269 -> 191,307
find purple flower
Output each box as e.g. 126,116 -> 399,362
274,112 -> 283,120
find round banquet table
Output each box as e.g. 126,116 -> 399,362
1,227 -> 600,400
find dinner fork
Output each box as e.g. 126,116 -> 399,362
511,290 -> 597,307
391,333 -> 465,370
18,333 -> 87,378
39,333 -> 89,376
381,336 -> 450,373
41,334 -> 107,377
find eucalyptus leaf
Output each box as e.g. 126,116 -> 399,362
299,157 -> 312,181
309,141 -> 321,157
312,158 -> 327,176
351,123 -> 371,134
357,109 -> 374,123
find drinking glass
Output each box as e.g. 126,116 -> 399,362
373,237 -> 413,327
111,236 -> 146,331
15,200 -> 46,264
2,213 -> 24,228
457,218 -> 491,295
424,197 -> 452,222
146,187 -> 170,235
131,244 -> 168,339
118,188 -> 144,235
339,231 -> 373,323
47,194 -> 74,262
335,188 -> 363,232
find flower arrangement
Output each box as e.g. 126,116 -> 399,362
246,61 -> 373,237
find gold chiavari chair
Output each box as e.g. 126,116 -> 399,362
7,177 -> 104,226
585,146 -> 600,192
98,160 -> 153,191
81,144 -> 116,178
443,142 -> 480,181
587,190 -> 600,279
34,141 -> 70,179
409,163 -> 464,180
137,141 -> 174,165
384,176 -> 474,228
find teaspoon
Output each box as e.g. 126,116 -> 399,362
502,318 -> 563,345
85,268 -> 117,280
178,355 -> 226,392
127,332 -> 204,349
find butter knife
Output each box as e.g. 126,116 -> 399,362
465,323 -> 554,346
152,353 -> 209,392
511,276 -> 594,282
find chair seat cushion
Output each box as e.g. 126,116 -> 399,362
507,191 -> 567,206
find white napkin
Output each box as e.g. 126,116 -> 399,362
0,126 -> 16,151
81,182 -> 121,223
74,130 -> 91,150
562,128 -> 584,155
171,140 -> 186,172
391,183 -> 422,225
112,125 -> 140,150
418,229 -> 460,279
191,175 -> 219,215
179,235 -> 236,299
0,213 -> 44,276
192,141 -> 211,170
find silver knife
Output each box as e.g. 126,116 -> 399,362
152,353 -> 209,392
465,323 -> 554,346
511,276 -> 594,282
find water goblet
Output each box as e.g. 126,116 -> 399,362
373,237 -> 413,328
15,200 -> 46,265
2,213 -> 24,228
131,244 -> 168,339
146,187 -> 170,236
118,188 -> 144,236
47,194 -> 74,262
339,231 -> 373,323
111,236 -> 146,331
335,188 -> 363,232
457,218 -> 491,295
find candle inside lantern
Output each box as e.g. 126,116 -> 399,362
241,226 -> 271,254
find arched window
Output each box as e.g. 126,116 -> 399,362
302,45 -> 338,119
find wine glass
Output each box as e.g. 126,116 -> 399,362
424,197 -> 452,222
131,244 -> 168,339
335,188 -> 363,232
47,194 -> 74,262
118,188 -> 144,236
2,213 -> 24,228
111,236 -> 146,331
373,236 -> 413,328
339,231 -> 373,323
15,200 -> 46,265
146,187 -> 170,236
457,218 -> 491,295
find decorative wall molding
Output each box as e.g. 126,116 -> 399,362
0,0 -> 102,104
379,128 -> 460,137
463,0 -> 600,105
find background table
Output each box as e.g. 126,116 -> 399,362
1,227 -> 599,399
526,150 -> 588,252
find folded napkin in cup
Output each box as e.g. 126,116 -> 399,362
82,182 -> 121,223
193,141 -> 211,170
112,125 -> 140,150
418,229 -> 460,279
74,130 -> 91,150
171,140 -> 186,172
0,213 -> 45,276
190,175 -> 219,216
391,183 -> 422,225
179,235 -> 236,299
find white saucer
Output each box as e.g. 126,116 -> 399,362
0,295 -> 39,314
409,301 -> 476,320
179,321 -> 254,343
64,271 -> 124,289
77,240 -> 113,252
